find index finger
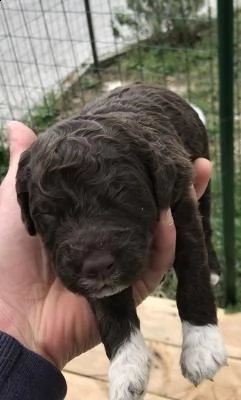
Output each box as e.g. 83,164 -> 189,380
133,209 -> 176,304
193,158 -> 212,200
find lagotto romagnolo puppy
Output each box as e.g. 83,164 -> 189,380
16,83 -> 227,399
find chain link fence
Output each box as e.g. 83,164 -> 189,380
0,0 -> 240,306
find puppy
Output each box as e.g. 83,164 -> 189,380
16,83 -> 227,399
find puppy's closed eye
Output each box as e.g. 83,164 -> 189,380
34,212 -> 56,230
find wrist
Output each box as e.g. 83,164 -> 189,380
0,302 -> 56,367
0,330 -> 67,400
0,325 -> 56,367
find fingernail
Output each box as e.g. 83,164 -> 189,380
3,122 -> 11,144
3,121 -> 17,146
162,209 -> 174,226
3,121 -> 19,158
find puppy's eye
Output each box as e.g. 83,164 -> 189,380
39,212 -> 55,220
34,212 -> 56,227
34,212 -> 51,218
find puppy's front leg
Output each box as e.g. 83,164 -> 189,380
173,194 -> 227,385
90,288 -> 151,400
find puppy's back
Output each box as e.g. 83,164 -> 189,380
83,82 -> 209,161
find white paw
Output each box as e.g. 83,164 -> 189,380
210,272 -> 220,286
180,322 -> 227,385
109,329 -> 151,400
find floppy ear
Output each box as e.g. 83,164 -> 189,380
148,154 -> 176,210
134,135 -> 192,215
16,150 -> 36,236
147,144 -> 193,213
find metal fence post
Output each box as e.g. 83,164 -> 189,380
84,0 -> 99,74
217,0 -> 236,305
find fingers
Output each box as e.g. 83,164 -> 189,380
133,209 -> 176,305
150,208 -> 176,273
193,158 -> 212,200
5,121 -> 36,170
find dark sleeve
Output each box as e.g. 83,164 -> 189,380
0,331 -> 67,400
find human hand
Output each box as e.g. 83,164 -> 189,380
0,121 -> 212,369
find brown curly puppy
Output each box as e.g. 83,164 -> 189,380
16,83 -> 227,400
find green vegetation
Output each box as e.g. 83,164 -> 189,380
113,0 -> 206,46
0,136 -> 8,180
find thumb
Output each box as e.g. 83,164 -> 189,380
5,121 -> 36,166
193,158 -> 212,200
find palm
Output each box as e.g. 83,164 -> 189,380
0,129 -> 100,368
38,279 -> 99,368
0,179 -> 99,365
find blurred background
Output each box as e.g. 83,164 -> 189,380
0,0 -> 240,308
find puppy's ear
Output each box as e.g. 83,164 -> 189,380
138,140 -> 192,214
146,149 -> 177,211
16,150 -> 36,236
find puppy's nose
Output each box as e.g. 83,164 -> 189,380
82,252 -> 114,278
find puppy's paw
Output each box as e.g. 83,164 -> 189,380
180,322 -> 227,386
109,329 -> 151,400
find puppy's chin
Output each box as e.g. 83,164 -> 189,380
89,284 -> 128,299
62,275 -> 129,298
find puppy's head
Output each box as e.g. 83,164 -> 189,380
16,115 -> 175,298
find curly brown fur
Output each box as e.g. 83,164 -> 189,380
16,83 -> 226,398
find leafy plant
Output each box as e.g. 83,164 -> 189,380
113,0 -> 207,47
0,136 -> 8,182
27,91 -> 64,132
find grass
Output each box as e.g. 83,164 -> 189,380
1,11 -> 241,309
0,141 -> 8,180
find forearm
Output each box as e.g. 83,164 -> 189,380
0,331 -> 67,400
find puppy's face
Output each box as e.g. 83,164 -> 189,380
16,119 -> 159,298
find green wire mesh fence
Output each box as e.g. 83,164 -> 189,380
0,0 -> 240,306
